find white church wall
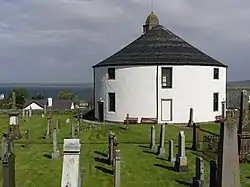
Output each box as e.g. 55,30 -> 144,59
158,65 -> 227,123
94,66 -> 157,122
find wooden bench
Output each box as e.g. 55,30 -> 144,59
123,117 -> 138,124
140,117 -> 157,124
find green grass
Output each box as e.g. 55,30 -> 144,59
0,114 -> 249,187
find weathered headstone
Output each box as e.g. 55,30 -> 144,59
217,122 -> 240,187
168,139 -> 175,162
2,152 -> 15,187
238,90 -> 249,134
52,128 -> 60,159
28,106 -> 32,117
108,132 -> 115,165
25,129 -> 30,148
22,109 -> 25,119
150,125 -> 156,149
157,124 -> 165,156
192,123 -> 200,151
60,139 -> 81,187
192,157 -> 205,187
112,136 -> 119,170
114,149 -> 121,187
187,108 -> 194,127
209,160 -> 218,187
71,123 -> 76,138
45,120 -> 50,140
174,131 -> 188,172
44,105 -> 47,115
1,137 -> 7,160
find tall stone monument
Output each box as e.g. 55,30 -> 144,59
174,131 -> 188,172
8,92 -> 22,139
61,139 -> 81,187
217,122 -> 240,187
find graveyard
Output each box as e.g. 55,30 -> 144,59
0,112 -> 250,187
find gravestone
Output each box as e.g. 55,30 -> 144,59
44,105 -> 47,115
209,160 -> 218,187
45,120 -> 50,140
2,152 -> 15,187
22,110 -> 25,119
8,92 -> 21,139
187,108 -> 194,127
61,139 -> 81,187
112,137 -> 119,170
168,139 -> 175,162
217,122 -> 240,187
52,128 -> 60,159
150,125 -> 156,149
192,157 -> 205,187
192,123 -> 200,151
1,137 -> 7,160
238,90 -> 250,134
174,131 -> 188,172
71,123 -> 76,138
157,124 -> 165,156
28,106 -> 32,117
114,149 -> 121,187
25,129 -> 30,148
77,121 -> 80,133
108,132 -> 115,165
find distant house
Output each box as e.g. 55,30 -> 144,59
24,97 -> 75,110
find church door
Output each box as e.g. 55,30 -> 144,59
161,99 -> 172,121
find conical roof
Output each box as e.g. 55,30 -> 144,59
93,25 -> 227,68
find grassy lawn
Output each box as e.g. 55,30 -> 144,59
0,114 -> 249,187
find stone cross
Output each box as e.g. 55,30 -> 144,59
217,122 -> 240,187
11,92 -> 16,109
188,108 -> 194,127
192,157 -> 205,187
157,124 -> 165,156
209,160 -> 218,187
71,123 -> 76,138
52,128 -> 60,159
60,139 -> 81,187
108,132 -> 115,165
114,149 -> 121,187
192,123 -> 200,151
150,125 -> 156,149
25,129 -> 30,148
168,139 -> 175,162
2,152 -> 16,187
174,131 -> 188,172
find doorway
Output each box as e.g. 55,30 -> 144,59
161,99 -> 172,121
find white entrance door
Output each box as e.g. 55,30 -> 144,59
161,99 -> 172,121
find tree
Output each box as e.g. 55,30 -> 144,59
8,87 -> 29,109
57,89 -> 78,101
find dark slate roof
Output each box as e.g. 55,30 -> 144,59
51,100 -> 73,110
24,99 -> 73,110
93,25 -> 227,68
24,100 -> 46,108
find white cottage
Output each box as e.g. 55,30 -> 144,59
93,12 -> 227,124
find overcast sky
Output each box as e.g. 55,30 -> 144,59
0,0 -> 249,83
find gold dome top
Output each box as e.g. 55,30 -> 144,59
145,12 -> 159,26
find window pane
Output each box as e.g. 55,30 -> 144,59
108,68 -> 115,79
162,67 -> 172,88
108,93 -> 115,112
213,93 -> 219,111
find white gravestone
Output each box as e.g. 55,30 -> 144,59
61,139 -> 81,187
9,116 -> 18,125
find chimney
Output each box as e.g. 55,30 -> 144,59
48,97 -> 53,107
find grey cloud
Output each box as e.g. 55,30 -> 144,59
0,0 -> 249,83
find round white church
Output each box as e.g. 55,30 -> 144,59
93,12 -> 227,124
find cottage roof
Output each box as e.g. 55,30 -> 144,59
93,13 -> 227,68
24,99 -> 73,110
